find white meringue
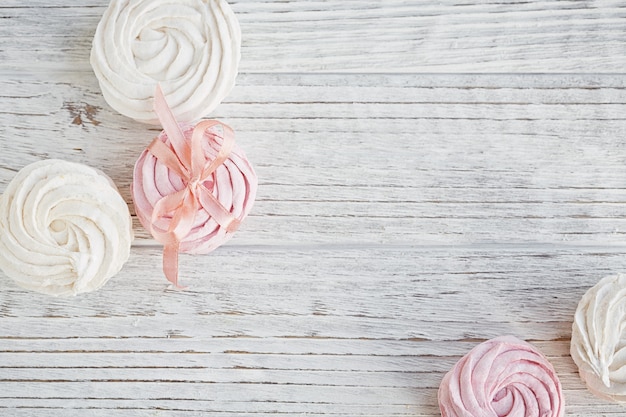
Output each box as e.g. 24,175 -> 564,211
90,0 -> 241,124
571,273 -> 626,402
0,160 -> 133,296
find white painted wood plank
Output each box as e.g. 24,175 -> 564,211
0,245 -> 623,322
2,1 -> 626,415
0,406 -> 427,417
0,244 -> 622,414
1,1 -> 626,73
3,73 -> 626,246
0,337 -> 580,356
2,69 -> 626,414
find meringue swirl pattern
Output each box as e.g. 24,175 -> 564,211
0,160 -> 133,296
571,273 -> 626,402
438,336 -> 564,417
132,123 -> 257,256
91,0 -> 241,124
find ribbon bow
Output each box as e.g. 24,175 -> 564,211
148,85 -> 240,287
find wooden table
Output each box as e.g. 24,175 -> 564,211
1,1 -> 626,415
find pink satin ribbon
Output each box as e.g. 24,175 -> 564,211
148,85 -> 240,287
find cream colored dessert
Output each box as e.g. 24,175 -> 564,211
571,273 -> 626,402
90,0 -> 241,124
0,160 -> 133,296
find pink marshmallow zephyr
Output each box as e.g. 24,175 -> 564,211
438,336 -> 564,417
132,85 -> 257,287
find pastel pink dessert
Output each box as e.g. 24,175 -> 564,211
438,336 -> 564,417
132,87 -> 257,287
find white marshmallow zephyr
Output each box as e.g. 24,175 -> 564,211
571,273 -> 626,402
0,160 -> 133,296
90,0 -> 241,124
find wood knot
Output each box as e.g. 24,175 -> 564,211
63,102 -> 101,127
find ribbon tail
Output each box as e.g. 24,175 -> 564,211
149,189 -> 188,242
148,138 -> 189,180
192,120 -> 236,179
154,84 -> 191,168
151,189 -> 198,289
198,185 -> 241,233
163,242 -> 186,289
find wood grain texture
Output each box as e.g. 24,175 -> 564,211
1,0 -> 626,416
1,0 -> 626,73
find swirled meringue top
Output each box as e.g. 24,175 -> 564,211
90,0 -> 241,124
438,336 -> 564,417
571,273 -> 626,402
0,160 -> 133,296
132,124 -> 257,255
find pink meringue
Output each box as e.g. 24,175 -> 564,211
438,336 -> 564,417
131,87 -> 257,287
